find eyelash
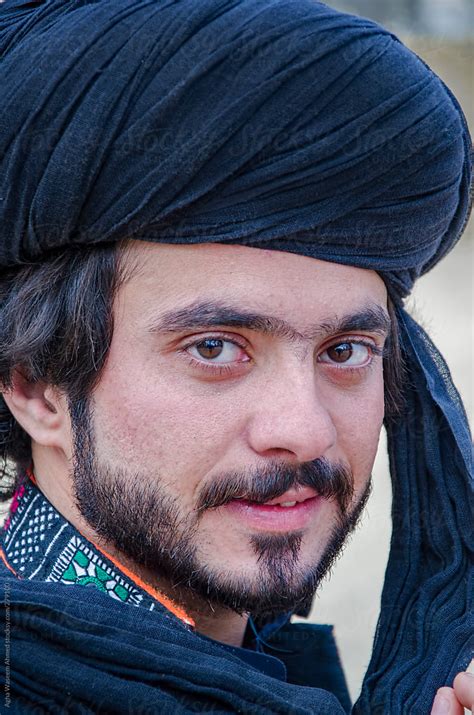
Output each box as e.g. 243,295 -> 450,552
178,334 -> 250,377
178,334 -> 384,377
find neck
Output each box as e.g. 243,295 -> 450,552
96,539 -> 250,646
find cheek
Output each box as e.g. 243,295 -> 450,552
90,358 -> 242,493
325,367 -> 385,486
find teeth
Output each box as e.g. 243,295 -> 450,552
279,501 -> 297,507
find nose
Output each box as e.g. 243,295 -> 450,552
246,363 -> 337,463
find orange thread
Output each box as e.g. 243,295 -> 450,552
0,548 -> 18,577
26,468 -> 37,485
90,540 -> 195,628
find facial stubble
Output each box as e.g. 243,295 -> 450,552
70,396 -> 372,619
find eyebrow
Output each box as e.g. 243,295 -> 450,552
146,300 -> 391,342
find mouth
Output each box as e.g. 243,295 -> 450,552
256,487 -> 319,507
221,488 -> 322,532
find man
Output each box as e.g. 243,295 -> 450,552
0,0 -> 472,713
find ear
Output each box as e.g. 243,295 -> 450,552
1,370 -> 69,450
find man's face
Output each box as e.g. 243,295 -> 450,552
71,242 -> 388,618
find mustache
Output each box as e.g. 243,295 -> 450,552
196,458 -> 354,515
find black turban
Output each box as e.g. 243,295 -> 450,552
0,1 -> 472,713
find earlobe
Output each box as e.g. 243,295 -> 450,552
1,371 -> 67,448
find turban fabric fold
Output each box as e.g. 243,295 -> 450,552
0,1 -> 472,713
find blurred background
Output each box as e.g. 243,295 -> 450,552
302,0 -> 473,703
331,0 -> 473,38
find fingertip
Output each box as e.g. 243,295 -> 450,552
453,671 -> 474,685
453,671 -> 474,709
431,688 -> 455,715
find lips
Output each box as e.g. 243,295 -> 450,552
222,489 -> 322,532
258,487 -> 318,507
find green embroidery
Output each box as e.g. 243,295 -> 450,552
76,575 -> 108,592
95,564 -> 110,582
114,584 -> 129,601
62,563 -> 77,582
75,549 -> 89,568
6,483 -> 150,610
52,540 -> 142,605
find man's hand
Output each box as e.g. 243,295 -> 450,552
431,672 -> 474,714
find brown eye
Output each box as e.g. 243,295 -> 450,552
319,342 -> 371,367
326,342 -> 353,363
195,339 -> 224,359
185,337 -> 250,367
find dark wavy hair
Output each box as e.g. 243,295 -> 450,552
0,243 -> 125,499
0,243 -> 404,500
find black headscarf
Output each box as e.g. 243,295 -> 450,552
0,1 -> 472,713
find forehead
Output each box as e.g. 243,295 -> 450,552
118,241 -> 387,324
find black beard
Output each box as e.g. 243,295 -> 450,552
69,396 -> 371,620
